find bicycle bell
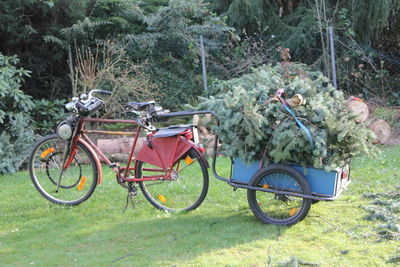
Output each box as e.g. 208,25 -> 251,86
65,97 -> 79,111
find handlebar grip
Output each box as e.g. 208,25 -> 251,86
75,98 -> 103,116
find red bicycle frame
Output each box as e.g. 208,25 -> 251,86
67,117 -> 203,185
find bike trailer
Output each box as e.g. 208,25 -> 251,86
230,158 -> 351,200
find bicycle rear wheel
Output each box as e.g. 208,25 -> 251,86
29,134 -> 98,205
247,164 -> 312,226
136,148 -> 209,212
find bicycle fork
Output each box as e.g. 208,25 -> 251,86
55,139 -> 78,193
55,141 -> 71,193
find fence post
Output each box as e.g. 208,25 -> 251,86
328,26 -> 337,89
199,35 -> 208,92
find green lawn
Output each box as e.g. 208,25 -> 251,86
1,146 -> 399,266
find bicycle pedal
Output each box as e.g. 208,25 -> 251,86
128,191 -> 137,199
109,162 -> 120,168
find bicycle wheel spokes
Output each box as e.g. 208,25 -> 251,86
255,172 -> 304,221
138,148 -> 209,212
29,135 -> 98,205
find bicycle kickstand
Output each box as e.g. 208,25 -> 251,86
123,182 -> 138,212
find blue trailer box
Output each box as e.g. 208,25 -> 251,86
231,158 -> 349,198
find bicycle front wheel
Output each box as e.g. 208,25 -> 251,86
29,134 -> 98,205
136,148 -> 209,212
247,164 -> 312,226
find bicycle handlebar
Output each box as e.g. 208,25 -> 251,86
66,89 -> 112,115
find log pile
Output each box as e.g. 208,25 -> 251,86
193,114 -> 215,156
346,97 -> 369,123
368,119 -> 391,144
346,97 -> 392,144
96,137 -> 145,162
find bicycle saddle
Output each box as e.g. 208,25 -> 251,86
126,101 -> 155,111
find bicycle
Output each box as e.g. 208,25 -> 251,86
29,89 -> 214,212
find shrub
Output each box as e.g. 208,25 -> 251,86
0,53 -> 36,174
31,98 -> 66,135
70,41 -> 156,118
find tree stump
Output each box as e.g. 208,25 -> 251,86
346,97 -> 369,123
369,119 -> 391,144
97,137 -> 133,154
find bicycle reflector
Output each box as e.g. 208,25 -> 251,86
40,147 -> 55,158
57,122 -> 73,140
185,155 -> 193,165
290,208 -> 298,216
157,194 -> 167,203
77,176 -> 87,191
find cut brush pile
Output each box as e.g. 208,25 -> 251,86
195,63 -> 376,170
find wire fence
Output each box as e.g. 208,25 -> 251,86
332,30 -> 400,100
201,25 -> 400,102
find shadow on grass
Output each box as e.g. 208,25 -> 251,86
86,210 -> 288,266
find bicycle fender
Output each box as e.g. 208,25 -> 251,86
78,138 -> 103,185
136,136 -> 202,169
191,145 -> 209,168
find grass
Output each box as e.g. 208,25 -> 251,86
1,146 -> 399,266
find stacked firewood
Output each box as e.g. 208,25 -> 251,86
346,97 -> 391,144
193,114 -> 216,156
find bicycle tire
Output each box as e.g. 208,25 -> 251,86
136,148 -> 209,212
247,164 -> 312,226
29,134 -> 99,205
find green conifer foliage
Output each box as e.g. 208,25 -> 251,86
352,0 -> 392,43
363,189 -> 400,242
0,53 -> 36,174
196,63 -> 375,170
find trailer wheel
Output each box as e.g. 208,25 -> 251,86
247,164 -> 312,226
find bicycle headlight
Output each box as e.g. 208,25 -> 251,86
57,123 -> 73,140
